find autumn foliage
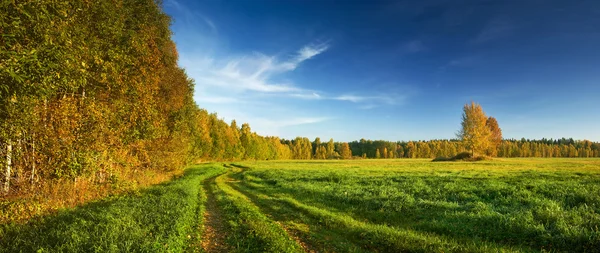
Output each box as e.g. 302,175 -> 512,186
1,1 -> 600,224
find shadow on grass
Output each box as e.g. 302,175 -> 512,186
0,167 -> 221,253
228,181 -> 368,253
244,171 -> 600,252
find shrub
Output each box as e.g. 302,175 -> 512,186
432,152 -> 490,162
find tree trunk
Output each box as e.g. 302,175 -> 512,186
16,138 -> 22,183
43,99 -> 47,128
4,140 -> 12,195
30,134 -> 35,185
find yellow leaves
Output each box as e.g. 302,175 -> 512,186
459,102 -> 492,155
93,56 -> 104,65
1,0 -> 219,201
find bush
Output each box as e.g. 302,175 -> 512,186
453,152 -> 473,160
431,156 -> 451,162
432,152 -> 490,162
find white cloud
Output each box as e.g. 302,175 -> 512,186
285,92 -> 405,106
273,117 -> 331,127
183,41 -> 410,107
289,92 -> 322,99
204,105 -> 331,137
252,116 -> 331,137
334,95 -> 365,103
334,94 -> 401,105
177,36 -> 415,137
297,43 -> 330,62
187,43 -> 329,94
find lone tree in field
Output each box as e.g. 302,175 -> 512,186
486,117 -> 503,156
457,102 -> 491,156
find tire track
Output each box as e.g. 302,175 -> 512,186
225,166 -> 321,253
201,174 -> 230,253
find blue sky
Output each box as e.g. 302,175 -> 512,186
163,0 -> 600,142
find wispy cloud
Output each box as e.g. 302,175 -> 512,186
274,117 -> 331,127
334,95 -> 366,103
200,15 -> 217,32
358,104 -> 378,110
438,54 -> 481,72
297,43 -> 329,62
287,92 -> 406,108
165,0 -> 217,34
404,40 -> 427,53
164,0 -> 182,10
472,17 -> 513,44
188,43 -> 329,94
334,93 -> 405,105
199,105 -> 332,138
289,92 -> 322,100
186,41 -> 409,107
179,37 -> 411,136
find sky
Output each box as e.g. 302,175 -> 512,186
163,0 -> 600,142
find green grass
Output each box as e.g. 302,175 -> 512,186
234,158 -> 600,252
2,159 -> 599,252
214,165 -> 303,252
0,164 -> 225,252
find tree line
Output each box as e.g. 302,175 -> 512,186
348,102 -> 599,159
2,0 -> 215,195
2,1 -> 599,196
346,138 -> 600,159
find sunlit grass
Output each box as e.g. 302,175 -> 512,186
236,158 -> 600,252
214,167 -> 303,252
2,159 -> 598,252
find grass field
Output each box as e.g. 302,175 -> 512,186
0,166 -> 226,252
2,159 -> 599,252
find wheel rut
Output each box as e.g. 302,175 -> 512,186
225,169 -> 319,253
201,175 -> 230,253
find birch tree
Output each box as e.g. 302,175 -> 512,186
457,102 -> 491,156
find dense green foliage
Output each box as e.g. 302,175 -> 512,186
234,159 -> 600,252
0,165 -> 225,252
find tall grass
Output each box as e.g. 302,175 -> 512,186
0,169 -> 183,224
0,165 -> 224,252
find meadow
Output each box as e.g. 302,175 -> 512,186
2,158 -> 599,252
